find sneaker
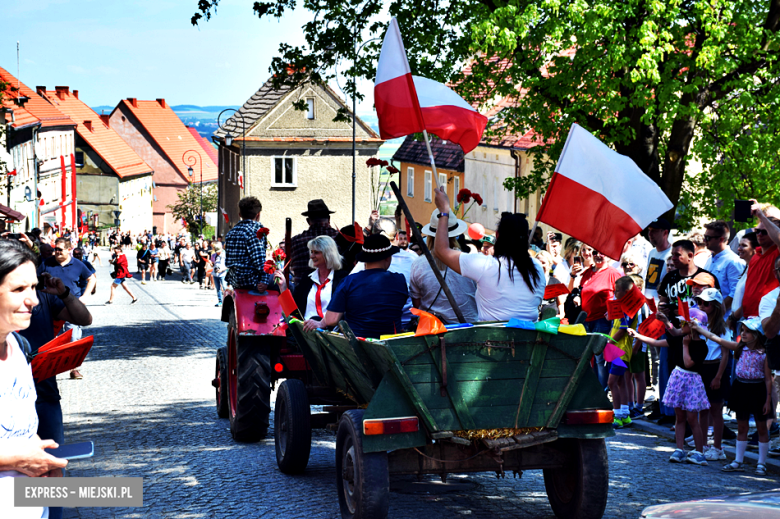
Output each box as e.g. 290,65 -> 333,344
613,418 -> 623,429
630,407 -> 645,419
141,281 -> 147,285
756,464 -> 768,476
771,423 -> 780,436
686,435 -> 695,447
722,426 -> 737,440
686,451 -> 708,466
705,447 -> 726,461
669,449 -> 686,463
722,461 -> 744,472
215,302 -> 222,307
69,369 -> 83,380
621,416 -> 633,427
769,445 -> 780,457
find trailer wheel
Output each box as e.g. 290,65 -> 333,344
543,438 -> 609,519
275,379 -> 312,474
336,410 -> 389,519
227,311 -> 271,442
215,347 -> 228,418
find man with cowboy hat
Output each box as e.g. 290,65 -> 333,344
291,199 -> 339,285
303,234 -> 408,339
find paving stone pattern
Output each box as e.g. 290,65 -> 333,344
60,252 -> 778,518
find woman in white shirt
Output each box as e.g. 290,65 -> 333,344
0,241 -> 68,518
432,187 -> 545,322
277,236 -> 348,321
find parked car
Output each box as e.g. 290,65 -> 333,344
641,489 -> 780,518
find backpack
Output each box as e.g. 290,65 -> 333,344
12,331 -> 34,364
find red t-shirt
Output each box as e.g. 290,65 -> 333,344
743,244 -> 779,317
580,266 -> 623,321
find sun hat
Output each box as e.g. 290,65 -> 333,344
696,287 -> 723,304
355,234 -> 399,263
742,316 -> 764,334
685,272 -> 717,288
421,209 -> 468,238
301,199 -> 335,217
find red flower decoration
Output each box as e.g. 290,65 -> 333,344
256,227 -> 270,239
272,248 -> 286,262
263,259 -> 276,274
386,166 -> 399,174
473,193 -> 484,206
456,188 -> 472,204
365,157 -> 382,167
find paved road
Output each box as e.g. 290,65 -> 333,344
59,253 -> 778,518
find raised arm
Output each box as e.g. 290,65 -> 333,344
752,199 -> 780,249
690,322 -> 740,350
432,187 -> 462,274
627,328 -> 669,348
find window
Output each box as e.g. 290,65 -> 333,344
453,176 -> 460,200
306,98 -> 315,119
273,157 -> 296,186
424,171 -> 432,202
407,167 -> 414,197
438,173 -> 447,195
75,151 -> 85,167
493,179 -> 499,211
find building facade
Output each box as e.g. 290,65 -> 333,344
1,91 -> 40,231
214,79 -> 383,245
39,87 -> 154,233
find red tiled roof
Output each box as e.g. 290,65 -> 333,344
1,98 -> 39,129
115,99 -> 218,183
236,137 -> 384,143
393,136 -> 464,172
0,67 -> 75,128
39,87 -> 152,179
186,127 -> 218,166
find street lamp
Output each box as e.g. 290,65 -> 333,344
350,36 -> 381,223
217,109 -> 247,192
182,149 -> 203,237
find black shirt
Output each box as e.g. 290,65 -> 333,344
658,267 -> 719,313
19,292 -> 65,403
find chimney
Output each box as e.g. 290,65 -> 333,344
99,114 -> 110,127
127,98 -> 138,108
73,90 -> 79,99
36,86 -> 46,95
84,120 -> 93,132
55,86 -> 69,99
156,98 -> 166,108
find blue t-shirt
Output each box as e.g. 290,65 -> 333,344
19,292 -> 66,403
78,260 -> 96,292
37,256 -> 93,298
327,268 -> 409,339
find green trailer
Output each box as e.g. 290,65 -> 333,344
271,317 -> 615,519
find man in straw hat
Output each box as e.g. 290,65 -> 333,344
303,234 -> 408,339
291,199 -> 339,285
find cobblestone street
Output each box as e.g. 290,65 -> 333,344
58,253 -> 778,519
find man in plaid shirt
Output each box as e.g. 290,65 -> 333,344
225,197 -> 272,290
290,199 -> 339,284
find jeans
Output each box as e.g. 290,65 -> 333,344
36,400 -> 63,519
61,322 -> 82,342
214,275 -> 225,303
584,318 -> 611,389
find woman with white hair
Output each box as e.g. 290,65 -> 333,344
276,235 -> 348,320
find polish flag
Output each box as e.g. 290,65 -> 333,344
219,206 -> 229,224
7,169 -> 16,177
374,18 -> 487,153
238,172 -> 244,190
537,123 -> 673,260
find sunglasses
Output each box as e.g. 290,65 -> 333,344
621,262 -> 636,267
757,229 -> 769,236
695,299 -> 711,306
54,247 -> 65,252
702,235 -> 721,242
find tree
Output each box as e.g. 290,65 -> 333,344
168,184 -> 218,237
192,0 -> 780,225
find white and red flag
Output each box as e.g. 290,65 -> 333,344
374,18 -> 487,153
537,123 -> 673,260
219,206 -> 229,224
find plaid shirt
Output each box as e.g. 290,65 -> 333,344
225,219 -> 272,289
290,225 -> 339,284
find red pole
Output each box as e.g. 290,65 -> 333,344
70,153 -> 77,233
60,155 -> 67,231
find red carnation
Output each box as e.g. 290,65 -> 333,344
272,248 -> 286,262
456,188 -> 472,204
263,259 -> 276,275
256,227 -> 270,239
365,157 -> 382,167
386,166 -> 399,174
379,159 -> 389,167
473,193 -> 484,206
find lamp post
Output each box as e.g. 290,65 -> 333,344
350,37 -> 381,224
217,109 -> 247,192
182,149 -> 203,237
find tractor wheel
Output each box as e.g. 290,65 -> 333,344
335,410 -> 389,519
543,438 -> 609,519
274,379 -> 312,474
227,311 -> 271,442
215,347 -> 228,418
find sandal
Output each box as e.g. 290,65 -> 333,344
756,464 -> 768,476
722,461 -> 744,472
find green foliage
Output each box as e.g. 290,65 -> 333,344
168,183 -> 218,236
192,0 -> 780,224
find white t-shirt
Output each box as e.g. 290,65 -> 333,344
759,287 -> 780,323
305,269 -> 334,320
732,268 -> 748,311
645,246 -> 672,302
459,254 -> 545,322
180,248 -> 195,264
705,329 -> 732,361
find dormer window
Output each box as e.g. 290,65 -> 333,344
306,98 -> 315,120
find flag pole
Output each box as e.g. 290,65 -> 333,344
421,129 -> 441,190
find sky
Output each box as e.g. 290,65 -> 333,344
0,0 -> 377,114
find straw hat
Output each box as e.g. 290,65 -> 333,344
421,209 -> 468,238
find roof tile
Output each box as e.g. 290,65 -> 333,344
392,136 -> 464,172
0,67 -> 75,128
